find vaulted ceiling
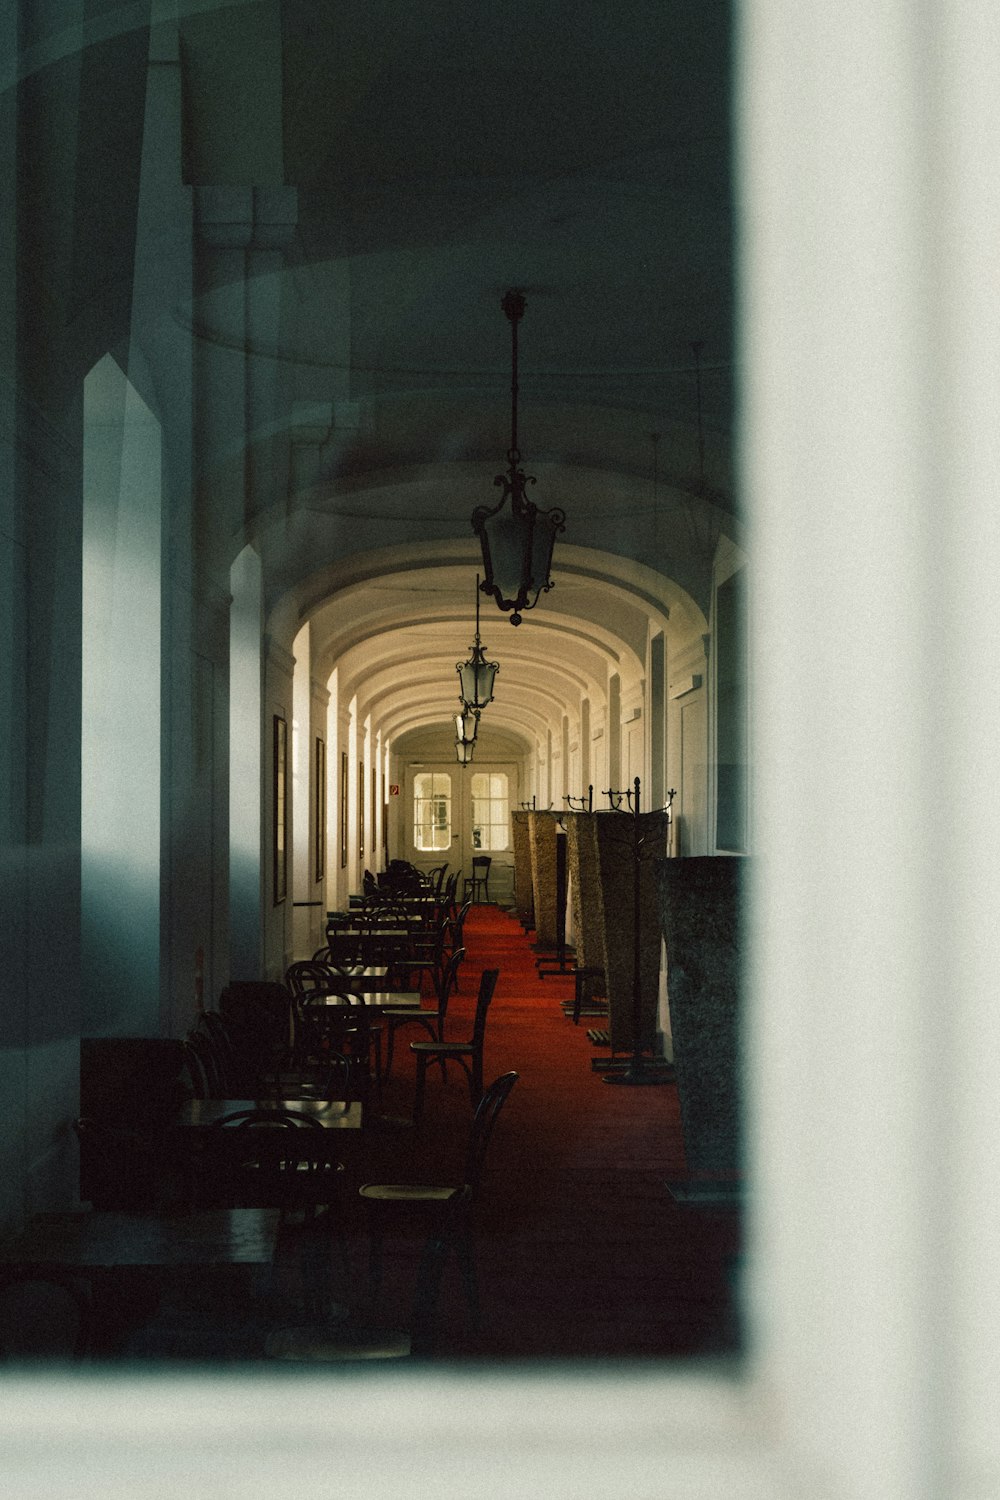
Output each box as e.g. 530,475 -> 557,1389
40,0 -> 737,748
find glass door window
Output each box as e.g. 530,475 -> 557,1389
413,772 -> 452,852
470,772 -> 510,851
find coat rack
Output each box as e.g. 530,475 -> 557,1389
598,777 -> 676,1085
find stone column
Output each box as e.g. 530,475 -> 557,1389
655,856 -> 744,1174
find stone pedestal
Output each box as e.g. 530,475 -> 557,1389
564,813 -> 606,992
511,811 -> 534,928
527,811 -> 561,949
655,856 -> 745,1174
594,812 -> 669,1051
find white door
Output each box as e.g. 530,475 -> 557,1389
403,759 -> 518,904
463,760 -> 518,906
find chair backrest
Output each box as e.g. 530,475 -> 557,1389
196,1012 -> 247,1094
452,899 -> 472,947
185,1028 -> 227,1097
286,959 -> 338,997
434,945 -> 466,1019
206,1108 -> 331,1204
472,855 -> 492,875
469,967 -> 500,1048
181,1038 -> 211,1100
211,1107 -> 326,1131
312,946 -> 365,976
463,1070 -> 519,1193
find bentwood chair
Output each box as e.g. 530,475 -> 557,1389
463,856 -> 492,904
286,961 -> 384,1095
264,1071 -> 519,1361
383,945 -> 465,1080
202,1107 -> 350,1313
410,968 -> 500,1123
360,1070 -> 519,1329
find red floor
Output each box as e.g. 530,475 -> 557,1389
363,904 -> 744,1362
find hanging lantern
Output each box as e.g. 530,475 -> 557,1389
456,704 -> 479,746
457,574 -> 499,711
471,290 -> 565,625
455,738 -> 475,766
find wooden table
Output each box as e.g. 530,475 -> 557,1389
324,927 -> 413,965
0,1207 -> 281,1269
318,964 -> 389,990
305,990 -> 423,1014
0,1207 -> 283,1355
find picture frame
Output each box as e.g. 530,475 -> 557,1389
339,750 -> 348,869
357,758 -> 365,861
314,737 -> 326,882
273,715 -> 287,904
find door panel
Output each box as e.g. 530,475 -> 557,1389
403,759 -> 518,903
404,764 -> 461,886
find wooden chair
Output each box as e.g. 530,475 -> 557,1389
286,961 -> 384,1096
183,1028 -> 228,1098
192,1107 -> 342,1215
265,1071 -> 519,1361
449,900 -> 472,988
383,945 -> 465,1080
410,968 -> 500,1122
197,1108 -> 350,1310
463,855 -> 492,903
361,1070 -> 519,1329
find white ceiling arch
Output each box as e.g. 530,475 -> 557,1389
282,539 -> 708,752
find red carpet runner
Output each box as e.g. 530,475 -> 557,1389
369,904 -> 743,1361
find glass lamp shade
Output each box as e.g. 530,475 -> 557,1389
456,738 -> 475,766
456,707 -> 479,745
456,645 -> 498,711
473,475 -> 566,626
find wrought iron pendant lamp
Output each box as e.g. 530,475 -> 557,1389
456,574 -> 499,712
472,289 -> 566,625
455,737 -> 475,766
456,704 -> 479,746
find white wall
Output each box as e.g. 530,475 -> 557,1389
81,357 -> 162,1035
229,545 -> 264,978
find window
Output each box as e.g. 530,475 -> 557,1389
414,772 -> 452,851
470,772 -> 509,851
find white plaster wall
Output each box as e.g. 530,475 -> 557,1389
81,358 -> 162,1036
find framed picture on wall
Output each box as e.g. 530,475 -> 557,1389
273,715 -> 287,904
340,751 -> 348,869
358,759 -> 365,862
315,737 -> 326,882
